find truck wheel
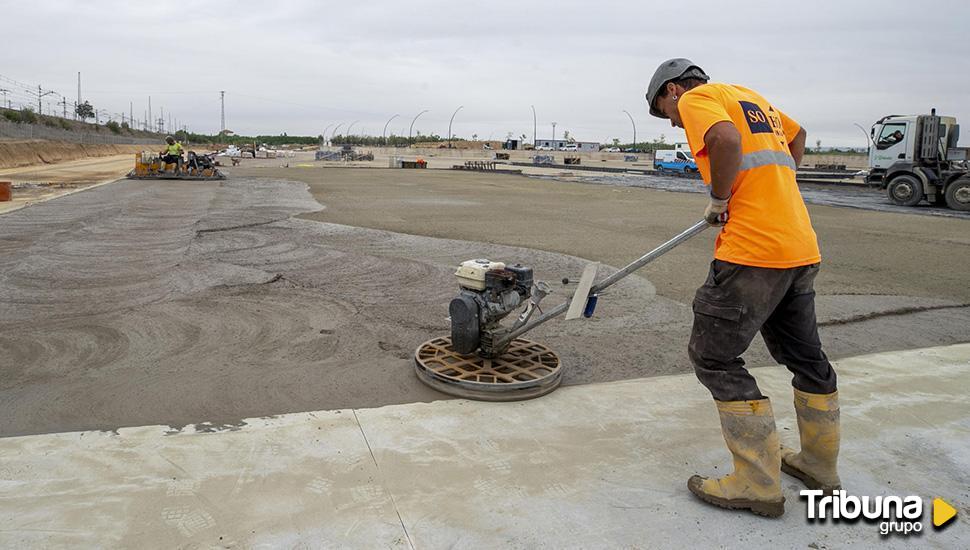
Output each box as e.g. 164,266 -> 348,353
945,178 -> 970,211
886,174 -> 924,207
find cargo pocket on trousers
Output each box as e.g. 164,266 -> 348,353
691,298 -> 743,354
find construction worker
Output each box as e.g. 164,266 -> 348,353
645,59 -> 841,518
160,136 -> 184,173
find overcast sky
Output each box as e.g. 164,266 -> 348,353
3,0 -> 968,146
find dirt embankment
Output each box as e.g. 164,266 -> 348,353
0,140 -> 147,170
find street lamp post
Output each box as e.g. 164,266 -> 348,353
853,122 -> 874,153
531,105 -> 537,148
409,110 -> 429,147
345,120 -> 359,144
551,122 -> 557,143
448,106 -> 463,149
383,114 -> 400,147
622,110 -> 637,151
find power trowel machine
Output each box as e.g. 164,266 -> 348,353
413,220 -> 710,401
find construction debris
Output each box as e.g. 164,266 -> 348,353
315,150 -> 341,161
316,148 -> 374,162
451,161 -> 522,174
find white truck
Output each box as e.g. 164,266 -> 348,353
865,110 -> 970,210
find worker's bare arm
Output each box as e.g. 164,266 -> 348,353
704,121 -> 742,199
789,127 -> 807,167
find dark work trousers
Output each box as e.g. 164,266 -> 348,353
688,259 -> 837,401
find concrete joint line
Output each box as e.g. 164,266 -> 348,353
819,302 -> 970,327
352,409 -> 416,550
194,217 -> 289,236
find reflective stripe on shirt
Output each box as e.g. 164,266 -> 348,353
739,149 -> 796,171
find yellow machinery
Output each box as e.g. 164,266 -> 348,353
127,151 -> 226,180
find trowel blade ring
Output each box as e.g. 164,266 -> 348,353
413,336 -> 563,402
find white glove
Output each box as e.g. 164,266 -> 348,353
704,192 -> 730,226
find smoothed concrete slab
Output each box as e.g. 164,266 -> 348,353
357,344 -> 970,549
1,344 -> 968,548
0,411 -> 409,548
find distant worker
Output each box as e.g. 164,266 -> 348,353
160,136 -> 184,173
645,59 -> 841,518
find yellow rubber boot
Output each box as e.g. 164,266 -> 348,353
781,389 -> 841,492
688,399 -> 785,518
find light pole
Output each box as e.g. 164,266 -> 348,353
383,114 -> 400,147
551,122 -> 557,143
331,123 -> 343,145
322,123 -> 334,146
622,110 -> 637,151
448,105 -> 463,149
346,120 -> 360,143
853,122 -> 874,152
409,110 -> 429,147
531,105 -> 537,147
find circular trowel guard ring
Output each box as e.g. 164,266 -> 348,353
414,336 -> 562,401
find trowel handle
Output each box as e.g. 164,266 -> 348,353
589,220 -> 709,294
498,220 -> 709,347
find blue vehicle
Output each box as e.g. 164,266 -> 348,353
653,149 -> 698,173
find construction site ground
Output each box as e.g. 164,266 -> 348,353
0,153 -> 136,214
2,344 -> 966,548
0,150 -> 968,546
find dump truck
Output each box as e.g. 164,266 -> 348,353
865,110 -> 970,210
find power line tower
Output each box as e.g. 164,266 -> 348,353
59,97 -> 69,118
220,90 -> 226,134
36,85 -> 56,114
0,88 -> 9,109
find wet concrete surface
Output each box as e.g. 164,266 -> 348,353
0,177 -> 684,436
2,175 -> 969,438
543,171 -> 970,219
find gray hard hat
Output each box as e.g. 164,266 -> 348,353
646,58 -> 710,118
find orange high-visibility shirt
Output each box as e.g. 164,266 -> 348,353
678,83 -> 820,268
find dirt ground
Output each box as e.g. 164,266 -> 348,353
0,153 -> 135,214
2,163 -> 969,438
0,141 -> 146,170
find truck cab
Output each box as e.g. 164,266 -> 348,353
654,149 -> 698,173
866,112 -> 970,210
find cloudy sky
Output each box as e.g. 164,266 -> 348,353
3,0 -> 968,146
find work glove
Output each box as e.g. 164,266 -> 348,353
704,192 -> 730,226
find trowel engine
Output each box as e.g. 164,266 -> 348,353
449,259 -> 549,358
